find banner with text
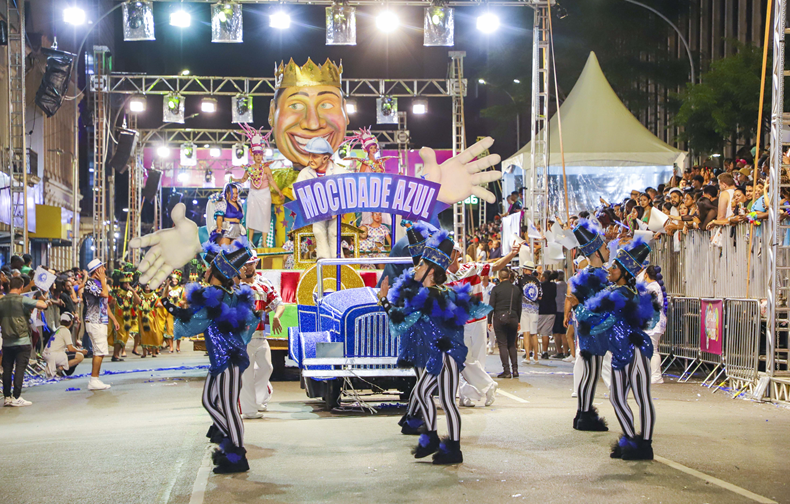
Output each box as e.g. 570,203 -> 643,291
285,173 -> 441,228
700,298 -> 723,356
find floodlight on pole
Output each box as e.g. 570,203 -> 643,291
376,11 -> 399,33
157,145 -> 170,158
270,11 -> 291,29
170,8 -> 191,28
412,99 -> 428,115
210,147 -> 221,158
201,97 -> 218,113
345,99 -> 358,115
476,12 -> 500,34
128,95 -> 146,113
64,7 -> 86,26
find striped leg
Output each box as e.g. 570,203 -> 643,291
629,347 -> 655,441
202,372 -> 228,436
414,368 -> 439,433
407,368 -> 425,417
217,364 -> 245,448
577,354 -> 603,413
609,364 -> 636,438
438,353 -> 461,442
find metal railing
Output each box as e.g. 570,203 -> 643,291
723,299 -> 761,396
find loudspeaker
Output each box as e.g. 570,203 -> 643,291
141,169 -> 162,202
34,48 -> 75,117
108,129 -> 139,173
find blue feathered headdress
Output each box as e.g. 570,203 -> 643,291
573,219 -> 604,257
421,229 -> 453,271
614,237 -> 651,279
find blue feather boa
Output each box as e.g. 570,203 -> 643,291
569,266 -> 610,304
425,228 -> 450,249
412,221 -> 438,241
577,219 -> 602,236
585,282 -> 658,331
185,283 -> 254,333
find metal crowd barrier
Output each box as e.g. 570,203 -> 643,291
664,297 -> 701,382
649,224 -> 768,299
723,299 -> 761,397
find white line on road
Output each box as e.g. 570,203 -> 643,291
655,455 -> 777,504
189,446 -> 213,504
497,390 -> 530,403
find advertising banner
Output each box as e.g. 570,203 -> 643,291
700,299 -> 723,355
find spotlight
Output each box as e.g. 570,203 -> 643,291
157,145 -> 170,158
326,4 -> 356,46
122,1 -> 155,41
209,147 -> 221,158
478,78 -> 486,85
345,99 -> 358,115
232,94 -> 252,123
376,96 -> 398,125
212,1 -> 243,43
270,11 -> 291,30
63,7 -> 86,26
181,69 -> 190,76
232,143 -> 248,166
513,79 -> 521,84
412,99 -> 428,115
201,97 -> 218,113
178,171 -> 190,183
181,143 -> 197,166
376,11 -> 399,33
170,8 -> 191,28
204,169 -> 213,182
192,199 -> 198,205
424,6 -> 454,47
128,95 -> 146,113
476,13 -> 500,34
163,92 -> 184,123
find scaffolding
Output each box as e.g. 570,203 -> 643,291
5,0 -> 27,255
90,46 -> 111,264
449,51 -> 467,248
127,115 -> 143,265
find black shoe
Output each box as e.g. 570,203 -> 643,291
111,357 -> 124,362
512,370 -> 519,378
541,352 -> 549,359
210,430 -> 225,445
213,455 -> 250,474
497,372 -> 511,379
573,410 -> 582,429
212,448 -> 224,465
622,437 -> 653,461
398,413 -> 409,428
575,410 -> 609,432
550,353 -> 564,359
432,438 -> 463,465
611,435 -> 637,459
401,416 -> 425,435
412,431 -> 440,459
206,424 -> 218,440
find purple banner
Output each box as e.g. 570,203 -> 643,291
285,173 -> 440,228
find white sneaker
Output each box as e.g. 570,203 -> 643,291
485,383 -> 498,407
242,412 -> 264,419
9,397 -> 32,407
571,391 -> 578,398
562,355 -> 575,363
4,397 -> 14,407
257,404 -> 268,412
531,358 -> 539,365
88,378 -> 111,391
460,397 -> 476,408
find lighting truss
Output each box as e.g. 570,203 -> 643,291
141,1 -> 535,6
135,128 -> 414,148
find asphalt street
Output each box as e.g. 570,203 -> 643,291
1,345 -> 787,504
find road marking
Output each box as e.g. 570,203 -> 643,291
655,455 -> 777,504
160,432 -> 192,504
497,390 -> 530,403
189,446 -> 213,504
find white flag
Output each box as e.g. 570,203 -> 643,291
34,266 -> 56,292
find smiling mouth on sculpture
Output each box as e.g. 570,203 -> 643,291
289,132 -> 335,154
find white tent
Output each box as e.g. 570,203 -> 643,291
502,52 -> 686,214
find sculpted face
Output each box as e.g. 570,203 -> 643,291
269,85 -> 348,167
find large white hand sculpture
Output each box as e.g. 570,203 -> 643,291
420,136 -> 502,205
128,203 -> 203,289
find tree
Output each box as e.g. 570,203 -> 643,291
673,41 -> 770,155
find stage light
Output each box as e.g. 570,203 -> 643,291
163,92 -> 184,123
201,97 -> 218,113
232,142 -> 248,166
210,147 -> 221,158
412,99 -> 428,115
204,169 -> 213,182
128,95 -> 146,113
376,11 -> 399,33
178,171 -> 190,183
478,78 -> 486,84
180,143 -> 197,166
376,96 -> 398,125
513,79 -> 521,84
212,1 -> 243,43
326,4 -> 356,46
192,199 -> 198,205
157,145 -> 170,158
270,11 -> 291,30
170,8 -> 191,28
477,13 -> 500,34
345,99 -> 357,115
232,94 -> 252,123
264,148 -> 274,158
64,7 -> 86,26
424,6 -> 454,47
181,69 -> 190,76
122,1 -> 155,41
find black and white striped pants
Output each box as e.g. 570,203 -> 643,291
609,347 -> 655,441
202,364 -> 244,448
406,367 -> 424,418
414,354 -> 461,441
577,354 -> 604,413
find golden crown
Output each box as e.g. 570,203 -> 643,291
274,58 -> 343,90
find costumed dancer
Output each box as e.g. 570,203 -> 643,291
379,230 -> 492,464
138,285 -> 164,358
566,219 -> 612,431
294,136 -> 348,259
580,239 -> 660,461
239,251 -> 285,419
166,239 -> 257,474
161,271 -> 186,353
209,183 -> 246,246
109,268 -> 140,362
233,125 -> 283,247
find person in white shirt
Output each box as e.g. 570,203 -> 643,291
43,312 -> 88,378
640,266 -> 667,384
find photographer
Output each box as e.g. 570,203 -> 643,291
43,312 -> 87,378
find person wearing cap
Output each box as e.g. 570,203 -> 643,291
239,250 -> 285,419
579,238 -> 660,461
78,259 -> 120,391
379,229 -> 492,464
566,219 -> 612,431
168,241 -> 258,474
295,136 -> 349,259
43,312 -> 88,379
515,261 -> 541,365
